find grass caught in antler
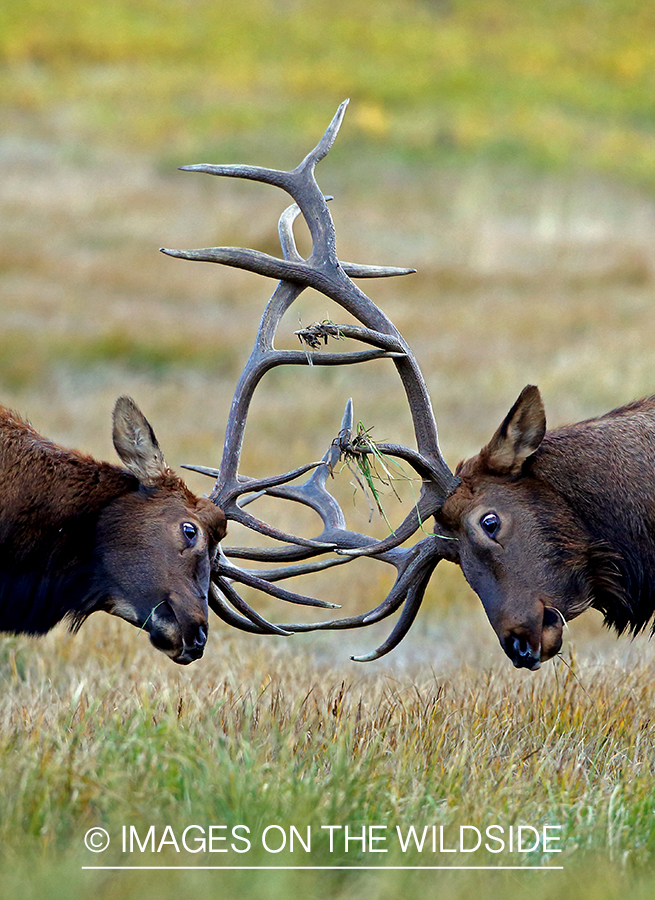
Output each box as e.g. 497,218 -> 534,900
295,320 -> 346,352
336,421 -> 410,531
335,421 -> 430,538
295,320 -> 345,367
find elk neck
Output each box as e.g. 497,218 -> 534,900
0,407 -> 138,634
531,397 -> 655,636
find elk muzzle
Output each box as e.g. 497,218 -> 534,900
497,601 -> 564,670
146,598 -> 208,665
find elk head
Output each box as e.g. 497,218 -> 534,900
435,386 -> 573,670
94,398 -> 227,664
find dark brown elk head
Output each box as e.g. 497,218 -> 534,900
436,384 -> 655,670
436,386 -> 567,670
96,398 -> 228,664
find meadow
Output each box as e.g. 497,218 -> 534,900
2,1 -> 655,897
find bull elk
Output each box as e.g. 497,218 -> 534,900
162,99 -> 655,671
434,386 -> 655,669
0,398 -> 226,664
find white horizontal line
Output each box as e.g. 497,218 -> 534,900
82,865 -> 563,871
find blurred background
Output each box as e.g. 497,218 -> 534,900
2,0 -> 655,660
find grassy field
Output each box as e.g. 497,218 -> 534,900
1,617 -> 655,899
3,1 -> 655,897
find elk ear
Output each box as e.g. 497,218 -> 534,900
112,396 -> 168,484
480,385 -> 546,476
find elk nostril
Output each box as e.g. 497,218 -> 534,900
507,634 -> 541,670
173,633 -> 207,664
514,635 -> 528,656
195,625 -> 207,648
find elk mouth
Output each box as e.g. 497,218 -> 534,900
540,604 -> 564,661
169,627 -> 207,666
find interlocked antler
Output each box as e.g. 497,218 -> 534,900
162,100 -> 460,660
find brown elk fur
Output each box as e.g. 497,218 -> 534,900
0,401 -> 226,663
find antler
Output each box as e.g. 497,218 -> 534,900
162,100 -> 460,660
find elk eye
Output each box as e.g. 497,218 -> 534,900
181,522 -> 198,547
480,512 -> 501,539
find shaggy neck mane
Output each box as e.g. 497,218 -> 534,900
0,407 -> 137,634
533,400 -> 655,638
583,543 -> 654,637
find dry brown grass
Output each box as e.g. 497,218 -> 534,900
0,607 -> 654,899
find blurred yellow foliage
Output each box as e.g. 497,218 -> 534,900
0,0 -> 654,185
353,102 -> 390,138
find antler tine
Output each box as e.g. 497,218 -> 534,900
276,533 -> 442,637
221,505 -> 338,551
209,575 -> 292,636
341,263 -> 417,279
278,203 -> 304,262
237,554 -> 353,582
161,246 -> 310,282
351,561 -> 437,662
213,552 -> 339,610
176,163 -> 294,192
299,99 -> 350,169
231,460 -> 327,499
208,580 -> 283,635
